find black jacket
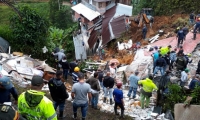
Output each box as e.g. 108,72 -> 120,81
48,78 -> 69,102
69,61 -> 78,73
103,76 -> 114,88
59,60 -> 69,69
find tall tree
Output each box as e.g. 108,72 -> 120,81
10,5 -> 49,56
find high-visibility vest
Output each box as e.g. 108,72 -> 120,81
18,90 -> 57,120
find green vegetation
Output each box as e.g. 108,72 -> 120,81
133,0 -> 200,15
0,1 -> 76,65
162,84 -> 200,114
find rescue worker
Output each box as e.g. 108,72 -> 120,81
169,48 -> 177,70
72,67 -> 80,84
189,12 -> 195,25
175,52 -> 187,71
18,75 -> 57,120
160,45 -> 171,56
176,28 -> 185,47
138,75 -> 158,109
142,24 -> 147,39
196,60 -> 200,74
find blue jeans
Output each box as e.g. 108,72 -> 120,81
63,69 -> 68,79
54,101 -> 65,111
153,66 -> 164,76
127,87 -> 137,98
143,32 -> 146,39
104,87 -> 113,99
73,102 -> 88,118
91,93 -> 99,108
100,82 -> 104,89
189,19 -> 194,25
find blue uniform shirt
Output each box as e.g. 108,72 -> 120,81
113,88 -> 123,103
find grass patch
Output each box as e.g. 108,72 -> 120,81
0,5 -> 15,26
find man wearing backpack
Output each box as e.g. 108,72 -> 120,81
175,52 -> 187,71
48,70 -> 69,119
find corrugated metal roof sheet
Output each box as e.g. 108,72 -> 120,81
88,29 -> 99,49
114,3 -> 132,17
102,6 -> 116,45
110,15 -> 126,38
71,3 -> 100,21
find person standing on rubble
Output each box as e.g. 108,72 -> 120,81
97,69 -> 104,89
71,72 -> 92,120
138,75 -> 158,109
160,45 -> 171,56
48,70 -> 69,119
176,27 -> 185,47
59,56 -> 70,80
189,75 -> 200,90
52,49 -> 66,70
72,67 -> 80,84
149,16 -> 154,28
153,54 -> 167,76
163,52 -> 170,72
180,68 -> 189,87
189,12 -> 195,25
86,72 -> 100,109
175,52 -> 187,71
69,59 -> 78,76
169,48 -> 177,70
109,55 -> 120,72
127,71 -> 140,99
0,76 -> 18,104
109,63 -> 116,79
113,82 -> 125,118
18,75 -> 57,120
183,25 -> 189,40
152,46 -> 159,72
196,60 -> 200,74
142,24 -> 147,39
103,72 -> 115,105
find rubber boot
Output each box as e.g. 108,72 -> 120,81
103,97 -> 106,103
114,108 -> 119,115
120,109 -> 125,118
110,99 -> 113,105
73,113 -> 77,119
59,111 -> 66,119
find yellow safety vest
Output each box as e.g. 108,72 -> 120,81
18,90 -> 57,120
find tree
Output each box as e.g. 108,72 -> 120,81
49,0 -> 73,29
10,5 -> 49,57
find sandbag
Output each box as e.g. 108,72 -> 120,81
12,52 -> 23,57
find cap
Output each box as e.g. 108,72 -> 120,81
116,82 -> 122,88
168,45 -> 172,48
184,68 -> 189,73
154,46 -> 158,49
0,76 -> 13,89
187,53 -> 191,57
74,67 -> 80,72
31,75 -> 44,86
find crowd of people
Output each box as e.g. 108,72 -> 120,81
1,14 -> 200,119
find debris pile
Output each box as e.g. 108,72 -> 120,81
0,52 -> 55,89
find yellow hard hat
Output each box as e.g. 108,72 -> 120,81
74,67 -> 80,72
187,53 -> 191,57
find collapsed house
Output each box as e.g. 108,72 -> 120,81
71,0 -> 132,59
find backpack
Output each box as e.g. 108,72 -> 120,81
0,104 -> 25,120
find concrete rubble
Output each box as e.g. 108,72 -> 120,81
0,52 -> 55,89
